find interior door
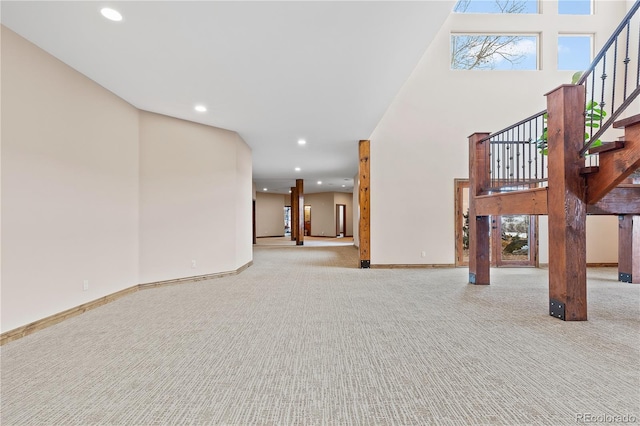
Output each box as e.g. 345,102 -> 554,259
336,204 -> 346,237
454,179 -> 470,266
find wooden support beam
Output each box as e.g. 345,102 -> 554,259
475,187 -> 548,216
359,140 -> 370,268
468,132 -> 491,285
296,179 -> 304,245
587,185 -> 640,214
546,84 -> 588,321
290,187 -> 297,241
618,215 -> 640,284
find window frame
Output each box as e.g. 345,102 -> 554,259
450,33 -> 540,71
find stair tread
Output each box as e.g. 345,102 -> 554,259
587,140 -> 625,154
613,113 -> 640,129
581,166 -> 600,174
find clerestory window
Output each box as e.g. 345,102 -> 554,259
453,0 -> 538,14
451,34 -> 539,70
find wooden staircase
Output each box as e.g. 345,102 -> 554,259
467,1 -> 640,320
584,115 -> 640,204
587,116 -> 640,287
468,85 -> 640,321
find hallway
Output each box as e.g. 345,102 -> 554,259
1,245 -> 638,425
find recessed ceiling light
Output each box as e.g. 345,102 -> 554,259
298,139 -> 306,145
289,190 -> 292,193
263,188 -> 268,191
342,185 -> 346,187
294,167 -> 301,172
100,7 -> 123,22
194,105 -> 207,112
317,181 -> 322,185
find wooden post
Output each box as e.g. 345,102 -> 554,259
290,187 -> 297,241
618,215 -> 640,284
296,179 -> 304,246
546,84 -> 588,321
359,140 -> 370,268
468,133 -> 491,285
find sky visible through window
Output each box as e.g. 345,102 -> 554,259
558,0 -> 592,15
451,35 -> 538,70
453,0 -> 538,13
558,35 -> 592,71
453,0 -> 592,15
452,0 -> 593,71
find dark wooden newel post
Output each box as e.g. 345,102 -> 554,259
546,84 -> 588,321
468,132 -> 490,285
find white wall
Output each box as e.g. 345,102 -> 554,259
255,192 -> 286,237
537,215 -> 618,265
254,191 -> 354,238
586,216 -> 619,264
139,111 -> 252,284
369,1 -> 628,265
1,27 -> 253,332
304,192 -> 335,236
1,27 -> 140,332
234,138 -> 253,267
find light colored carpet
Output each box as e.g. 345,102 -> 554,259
1,244 -> 639,425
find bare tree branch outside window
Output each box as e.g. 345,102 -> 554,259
451,0 -> 536,70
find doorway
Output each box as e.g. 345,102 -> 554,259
454,179 -> 538,267
490,215 -> 538,267
284,206 -> 291,237
336,204 -> 346,237
454,179 -> 470,266
304,205 -> 311,236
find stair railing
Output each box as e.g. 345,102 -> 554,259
479,1 -> 640,192
480,110 -> 548,192
578,0 -> 640,157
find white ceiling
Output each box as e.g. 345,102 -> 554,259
1,1 -> 454,194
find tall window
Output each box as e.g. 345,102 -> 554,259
451,34 -> 538,70
451,0 -> 539,70
453,0 -> 538,14
558,35 -> 593,71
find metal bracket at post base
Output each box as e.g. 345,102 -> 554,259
549,299 -> 566,321
360,260 -> 370,269
468,273 -> 489,285
619,272 -> 632,283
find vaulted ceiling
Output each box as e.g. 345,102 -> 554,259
1,1 -> 454,193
